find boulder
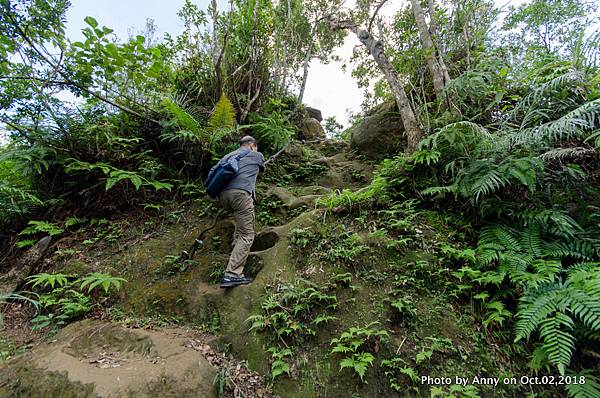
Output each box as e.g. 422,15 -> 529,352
266,187 -> 296,204
305,107 -> 323,122
348,101 -> 406,159
297,185 -> 332,196
298,117 -> 325,141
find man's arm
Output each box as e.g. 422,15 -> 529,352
258,152 -> 265,172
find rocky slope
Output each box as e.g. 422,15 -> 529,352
1,139 -> 542,397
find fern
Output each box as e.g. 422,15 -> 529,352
421,121 -> 491,163
509,71 -> 583,122
18,220 -> 63,237
539,147 -> 597,161
64,159 -> 172,192
565,370 -> 600,398
510,209 -> 582,240
247,111 -> 294,152
161,97 -> 201,136
500,156 -> 542,192
537,313 -> 576,375
515,99 -> 600,146
0,291 -> 40,309
79,272 -> 127,294
514,264 -> 600,375
208,93 -> 235,129
27,273 -> 71,289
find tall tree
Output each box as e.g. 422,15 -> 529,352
409,0 -> 449,98
296,0 -> 345,103
426,0 -> 451,84
504,0 -> 597,67
269,0 -> 345,103
328,16 -> 423,154
0,0 -> 165,133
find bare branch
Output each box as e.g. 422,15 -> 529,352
368,0 -> 390,33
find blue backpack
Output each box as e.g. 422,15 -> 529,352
204,149 -> 251,198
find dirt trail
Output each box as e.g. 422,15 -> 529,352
0,319 -> 276,397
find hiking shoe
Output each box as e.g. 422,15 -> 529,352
219,275 -> 253,288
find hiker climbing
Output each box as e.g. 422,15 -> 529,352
205,135 -> 265,288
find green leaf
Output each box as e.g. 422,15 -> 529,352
105,177 -> 118,191
271,360 -> 290,378
339,357 -> 354,370
353,359 -> 369,381
84,16 -> 98,28
15,239 -> 37,248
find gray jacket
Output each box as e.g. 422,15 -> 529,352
221,148 -> 264,200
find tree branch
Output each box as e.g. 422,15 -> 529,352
368,0 -> 390,33
3,4 -> 161,125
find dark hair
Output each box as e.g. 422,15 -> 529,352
239,135 -> 257,146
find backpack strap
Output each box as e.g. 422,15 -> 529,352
234,149 -> 252,161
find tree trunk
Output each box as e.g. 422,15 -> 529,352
210,0 -> 223,101
427,0 -> 451,84
427,0 -> 438,37
328,17 -> 423,154
409,0 -> 446,98
297,38 -> 314,104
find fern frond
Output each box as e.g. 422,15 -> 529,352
514,99 -> 600,146
480,225 -> 521,252
471,168 -> 507,201
560,240 -> 599,260
539,147 -> 597,162
476,242 -> 503,266
520,225 -> 544,258
161,97 -> 201,135
505,266 -> 557,289
425,121 -> 491,161
538,312 -> 575,375
421,185 -> 457,196
514,283 -> 562,341
567,263 -> 600,283
500,156 -> 542,192
512,208 -> 582,239
565,369 -> 600,398
512,71 -> 583,117
209,93 -> 236,130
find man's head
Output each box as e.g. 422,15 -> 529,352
240,135 -> 258,152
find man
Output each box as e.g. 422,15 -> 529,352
217,135 -> 264,288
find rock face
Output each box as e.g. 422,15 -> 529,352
1,236 -> 52,294
348,101 -> 406,159
299,117 -> 325,140
305,106 -> 323,122
294,106 -> 325,141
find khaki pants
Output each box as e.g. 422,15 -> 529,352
218,189 -> 255,277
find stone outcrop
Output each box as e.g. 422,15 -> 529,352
294,106 -> 325,141
305,106 -> 323,122
299,117 -> 325,140
348,101 -> 406,159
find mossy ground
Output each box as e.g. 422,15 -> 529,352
1,141 -> 565,397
